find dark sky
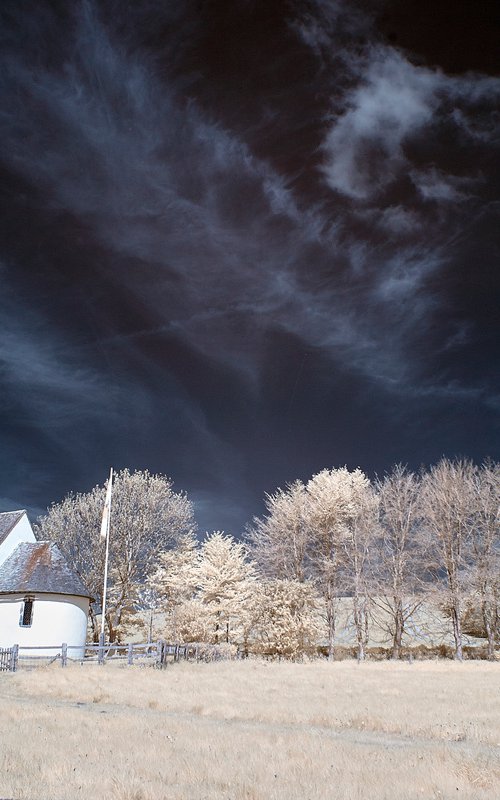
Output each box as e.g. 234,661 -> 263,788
1,0 -> 499,535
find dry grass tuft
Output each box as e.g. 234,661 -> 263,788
1,659 -> 499,799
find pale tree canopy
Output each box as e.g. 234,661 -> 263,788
247,480 -> 311,581
249,578 -> 321,659
305,466 -> 374,602
305,466 -> 376,660
35,468 -> 197,641
147,533 -> 199,609
249,467 -> 377,660
151,530 -> 258,646
195,531 -> 257,644
306,467 -> 374,541
162,599 -> 214,645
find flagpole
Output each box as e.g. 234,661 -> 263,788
100,468 -> 113,640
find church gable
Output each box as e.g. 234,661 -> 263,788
0,511 -> 36,567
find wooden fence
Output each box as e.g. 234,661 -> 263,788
84,640 -> 204,666
1,641 -> 233,671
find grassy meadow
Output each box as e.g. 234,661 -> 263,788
1,659 -> 500,800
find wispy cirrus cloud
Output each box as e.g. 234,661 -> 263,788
0,0 -> 498,530
1,0 -> 498,401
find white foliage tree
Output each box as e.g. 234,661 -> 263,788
306,467 -> 376,661
146,533 -> 200,642
161,598 -> 214,644
196,531 -> 257,645
148,534 -> 199,609
249,579 -> 321,659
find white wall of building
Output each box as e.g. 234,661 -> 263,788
0,513 -> 36,566
0,593 -> 89,658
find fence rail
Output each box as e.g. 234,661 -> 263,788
1,640 -> 232,671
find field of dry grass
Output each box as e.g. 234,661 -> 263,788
1,659 -> 499,800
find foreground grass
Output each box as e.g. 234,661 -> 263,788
1,660 -> 499,799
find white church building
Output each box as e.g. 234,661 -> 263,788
0,510 -> 93,658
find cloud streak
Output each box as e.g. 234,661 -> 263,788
322,49 -> 442,200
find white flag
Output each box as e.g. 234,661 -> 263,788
100,468 -> 113,540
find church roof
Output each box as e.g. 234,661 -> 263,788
0,510 -> 26,546
0,541 -> 93,599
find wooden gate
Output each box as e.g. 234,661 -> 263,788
0,645 -> 19,672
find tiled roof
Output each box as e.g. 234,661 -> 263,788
0,510 -> 26,546
0,541 -> 93,599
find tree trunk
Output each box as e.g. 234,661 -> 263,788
327,605 -> 336,661
214,608 -> 220,644
325,581 -> 336,661
352,550 -> 366,662
89,606 -> 99,643
450,599 -> 463,661
353,598 -> 365,662
106,597 -> 126,643
481,597 -> 495,660
391,599 -> 404,660
363,601 -> 369,652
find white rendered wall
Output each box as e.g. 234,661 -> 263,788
0,593 -> 89,658
0,513 -> 36,566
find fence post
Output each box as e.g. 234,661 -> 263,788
157,639 -> 167,669
98,632 -> 105,665
10,644 -> 19,672
61,642 -> 67,667
174,644 -> 179,663
127,642 -> 133,666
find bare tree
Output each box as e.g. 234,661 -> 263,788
373,465 -> 424,659
36,469 -> 197,641
420,459 -> 476,660
468,461 -> 500,658
247,481 -> 311,581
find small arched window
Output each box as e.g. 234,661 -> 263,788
20,597 -> 34,627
